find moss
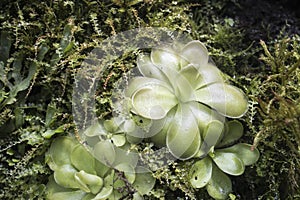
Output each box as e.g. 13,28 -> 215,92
248,36 -> 300,199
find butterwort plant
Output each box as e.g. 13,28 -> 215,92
189,120 -> 260,199
121,40 -> 259,199
45,136 -> 155,200
124,40 -> 249,160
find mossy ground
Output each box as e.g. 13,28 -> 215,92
0,0 -> 299,199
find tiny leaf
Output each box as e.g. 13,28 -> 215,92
206,164 -> 232,200
180,40 -> 209,68
151,47 -> 180,70
47,137 -> 77,169
199,120 -> 224,155
216,120 -> 244,148
91,186 -> 113,200
189,157 -> 212,188
71,144 -> 96,174
133,167 -> 155,195
211,151 -> 245,176
93,140 -> 116,166
111,134 -> 126,147
53,164 -> 79,189
137,53 -> 169,83
219,143 -> 260,166
49,190 -> 86,200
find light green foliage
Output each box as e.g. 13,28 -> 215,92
254,38 -> 300,152
0,1 -> 110,199
245,36 -> 300,198
125,40 -> 249,163
46,136 -> 155,199
189,121 -> 259,199
0,9 -> 79,197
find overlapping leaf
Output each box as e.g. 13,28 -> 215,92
166,104 -> 201,159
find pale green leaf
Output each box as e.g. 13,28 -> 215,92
131,84 -> 177,119
47,137 -> 77,169
180,40 -> 209,68
216,120 -> 244,148
103,170 -> 114,186
125,76 -> 172,98
166,103 -> 201,160
47,175 -> 72,195
131,114 -> 151,128
53,164 -> 79,189
125,124 -> 148,140
91,186 -> 113,200
132,192 -> 144,200
144,117 -> 166,138
103,118 -> 122,133
93,140 -> 116,166
82,194 -> 96,200
126,134 -> 143,144
151,47 -> 180,70
111,134 -> 126,147
112,144 -> 139,168
110,178 -> 125,198
150,106 -> 177,147
137,53 -> 169,83
219,143 -> 260,166
94,159 -> 111,178
133,167 -> 155,195
178,64 -> 204,89
189,157 -> 212,188
130,114 -> 166,139
199,120 -> 224,156
115,163 -> 136,184
170,67 -> 194,102
74,171 -> 103,194
182,62 -> 224,90
206,164 -> 232,200
48,190 -> 86,200
43,126 -> 65,139
122,119 -> 136,133
84,122 -> 107,137
212,151 -> 245,176
71,144 -> 96,174
193,83 -> 248,118
150,107 -> 176,147
188,102 -> 225,132
74,174 -> 91,193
